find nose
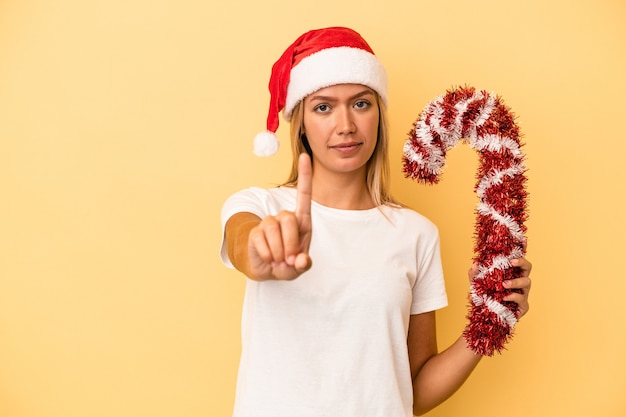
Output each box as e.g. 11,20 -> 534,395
335,106 -> 356,135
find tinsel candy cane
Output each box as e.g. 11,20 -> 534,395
402,86 -> 528,356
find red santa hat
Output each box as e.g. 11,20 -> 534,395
253,27 -> 389,156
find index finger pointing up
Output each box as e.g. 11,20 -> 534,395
295,153 -> 312,220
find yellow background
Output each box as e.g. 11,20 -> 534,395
1,0 -> 624,416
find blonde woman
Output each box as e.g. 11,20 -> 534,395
220,27 -> 532,417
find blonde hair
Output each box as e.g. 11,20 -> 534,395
283,93 -> 400,208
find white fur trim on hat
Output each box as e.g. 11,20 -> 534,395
283,46 -> 388,120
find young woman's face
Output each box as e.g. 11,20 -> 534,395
302,84 -> 379,178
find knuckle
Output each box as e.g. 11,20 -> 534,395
261,218 -> 281,234
265,224 -> 281,236
277,211 -> 297,226
276,210 -> 295,219
249,228 -> 264,244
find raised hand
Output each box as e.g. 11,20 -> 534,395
466,256 -> 532,319
502,257 -> 532,318
247,153 -> 313,280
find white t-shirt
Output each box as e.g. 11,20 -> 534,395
220,187 -> 448,417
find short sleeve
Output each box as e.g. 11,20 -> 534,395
410,226 -> 448,315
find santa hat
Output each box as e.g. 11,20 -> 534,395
253,27 -> 389,156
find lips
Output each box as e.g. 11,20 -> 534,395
329,142 -> 363,153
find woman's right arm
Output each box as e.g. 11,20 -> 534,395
225,211 -> 263,278
224,209 -> 312,281
224,154 -> 313,281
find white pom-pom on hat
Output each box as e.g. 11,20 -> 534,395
253,27 -> 388,156
253,131 -> 280,157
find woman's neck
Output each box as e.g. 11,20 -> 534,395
310,169 -> 374,210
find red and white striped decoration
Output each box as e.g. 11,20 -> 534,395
402,86 -> 528,356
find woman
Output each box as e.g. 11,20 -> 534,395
220,27 -> 532,417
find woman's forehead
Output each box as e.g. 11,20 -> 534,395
306,84 -> 376,100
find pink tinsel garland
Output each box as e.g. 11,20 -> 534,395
402,86 -> 528,356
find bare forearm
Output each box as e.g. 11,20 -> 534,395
225,212 -> 261,279
412,336 -> 482,415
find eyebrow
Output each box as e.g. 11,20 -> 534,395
307,89 -> 375,103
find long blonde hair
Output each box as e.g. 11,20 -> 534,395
283,92 -> 400,207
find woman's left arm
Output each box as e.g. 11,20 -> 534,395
408,257 -> 532,415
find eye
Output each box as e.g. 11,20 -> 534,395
314,104 -> 331,113
354,100 -> 370,109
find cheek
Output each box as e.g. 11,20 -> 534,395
303,118 -> 330,145
364,118 -> 380,156
365,117 -> 380,140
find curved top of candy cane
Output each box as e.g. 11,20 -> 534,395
402,86 -> 523,183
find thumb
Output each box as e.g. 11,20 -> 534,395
293,252 -> 313,274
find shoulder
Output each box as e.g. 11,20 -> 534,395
222,186 -> 296,219
381,205 -> 439,236
225,186 -> 295,201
